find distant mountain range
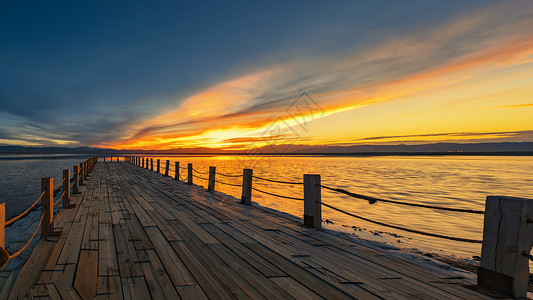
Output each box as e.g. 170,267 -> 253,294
1,142 -> 532,155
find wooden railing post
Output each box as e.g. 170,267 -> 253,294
478,196 -> 533,298
73,166 -> 80,194
62,169 -> 71,208
104,157 -> 106,162
175,162 -> 179,181
0,203 -> 5,249
79,163 -> 84,185
41,177 -> 53,237
84,161 -> 88,178
241,169 -> 253,205
303,174 -> 321,229
151,158 -> 154,171
165,160 -> 170,176
142,157 -> 145,168
208,166 -> 216,192
157,159 -> 160,173
187,163 -> 193,185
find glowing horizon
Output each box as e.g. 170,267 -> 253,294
98,3 -> 533,151
2,1 -> 533,150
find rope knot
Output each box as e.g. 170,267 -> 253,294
0,247 -> 10,269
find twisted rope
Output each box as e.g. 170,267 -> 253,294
53,177 -> 66,189
8,211 -> 45,260
319,184 -> 484,214
253,175 -> 303,185
192,174 -> 209,181
252,187 -> 303,201
215,179 -> 242,187
192,168 -> 209,175
216,172 -> 242,178
5,191 -> 45,226
54,190 -> 66,206
321,202 -> 482,243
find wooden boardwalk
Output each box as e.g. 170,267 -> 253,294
7,162 -> 493,299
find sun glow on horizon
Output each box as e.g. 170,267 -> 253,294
93,4 -> 533,151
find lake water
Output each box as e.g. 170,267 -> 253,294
2,154 -> 532,265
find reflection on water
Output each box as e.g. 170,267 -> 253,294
2,155 -> 532,262
0,156 -> 91,219
137,155 -> 533,260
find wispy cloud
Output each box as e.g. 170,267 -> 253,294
99,1 -> 533,150
498,103 -> 533,108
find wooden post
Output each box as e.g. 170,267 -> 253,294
157,159 -> 160,173
151,158 -> 154,171
41,177 -> 53,237
187,163 -> 193,185
79,163 -> 84,185
142,157 -> 145,168
165,160 -> 170,176
303,174 -> 321,229
104,157 -> 106,162
84,161 -> 88,178
175,162 -> 179,180
73,165 -> 80,194
0,203 -> 4,249
478,196 -> 533,298
208,166 -> 216,192
62,169 -> 70,208
241,169 -> 253,205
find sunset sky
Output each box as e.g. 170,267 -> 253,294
1,1 -> 532,150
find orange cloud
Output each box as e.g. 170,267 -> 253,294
97,3 -> 533,150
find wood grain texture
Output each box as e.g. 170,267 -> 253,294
6,162 -> 495,299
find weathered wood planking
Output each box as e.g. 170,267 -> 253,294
7,162 -> 496,299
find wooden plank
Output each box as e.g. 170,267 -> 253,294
144,226 -> 196,286
98,223 -> 120,276
176,285 -> 209,300
170,212 -> 219,245
96,275 -> 123,300
270,277 -> 322,300
113,224 -> 143,278
44,283 -> 62,300
121,277 -> 151,300
74,250 -> 98,300
8,239 -> 56,299
142,249 -> 180,299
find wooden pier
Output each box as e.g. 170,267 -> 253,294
1,160 -> 503,299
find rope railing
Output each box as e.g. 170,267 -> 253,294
54,190 -> 66,206
192,168 -> 209,175
319,184 -> 485,214
53,177 -> 66,189
179,174 -> 188,181
252,187 -> 303,201
4,191 -> 45,227
180,166 -> 188,170
216,172 -> 242,178
70,181 -> 75,189
192,174 -> 209,181
253,175 -> 303,185
321,202 -> 482,243
215,179 -> 242,187
9,212 -> 45,259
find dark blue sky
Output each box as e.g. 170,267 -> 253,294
3,0 -> 529,148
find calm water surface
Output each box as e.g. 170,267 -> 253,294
137,155 -> 533,260
0,155 -> 91,219
2,154 -> 532,263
